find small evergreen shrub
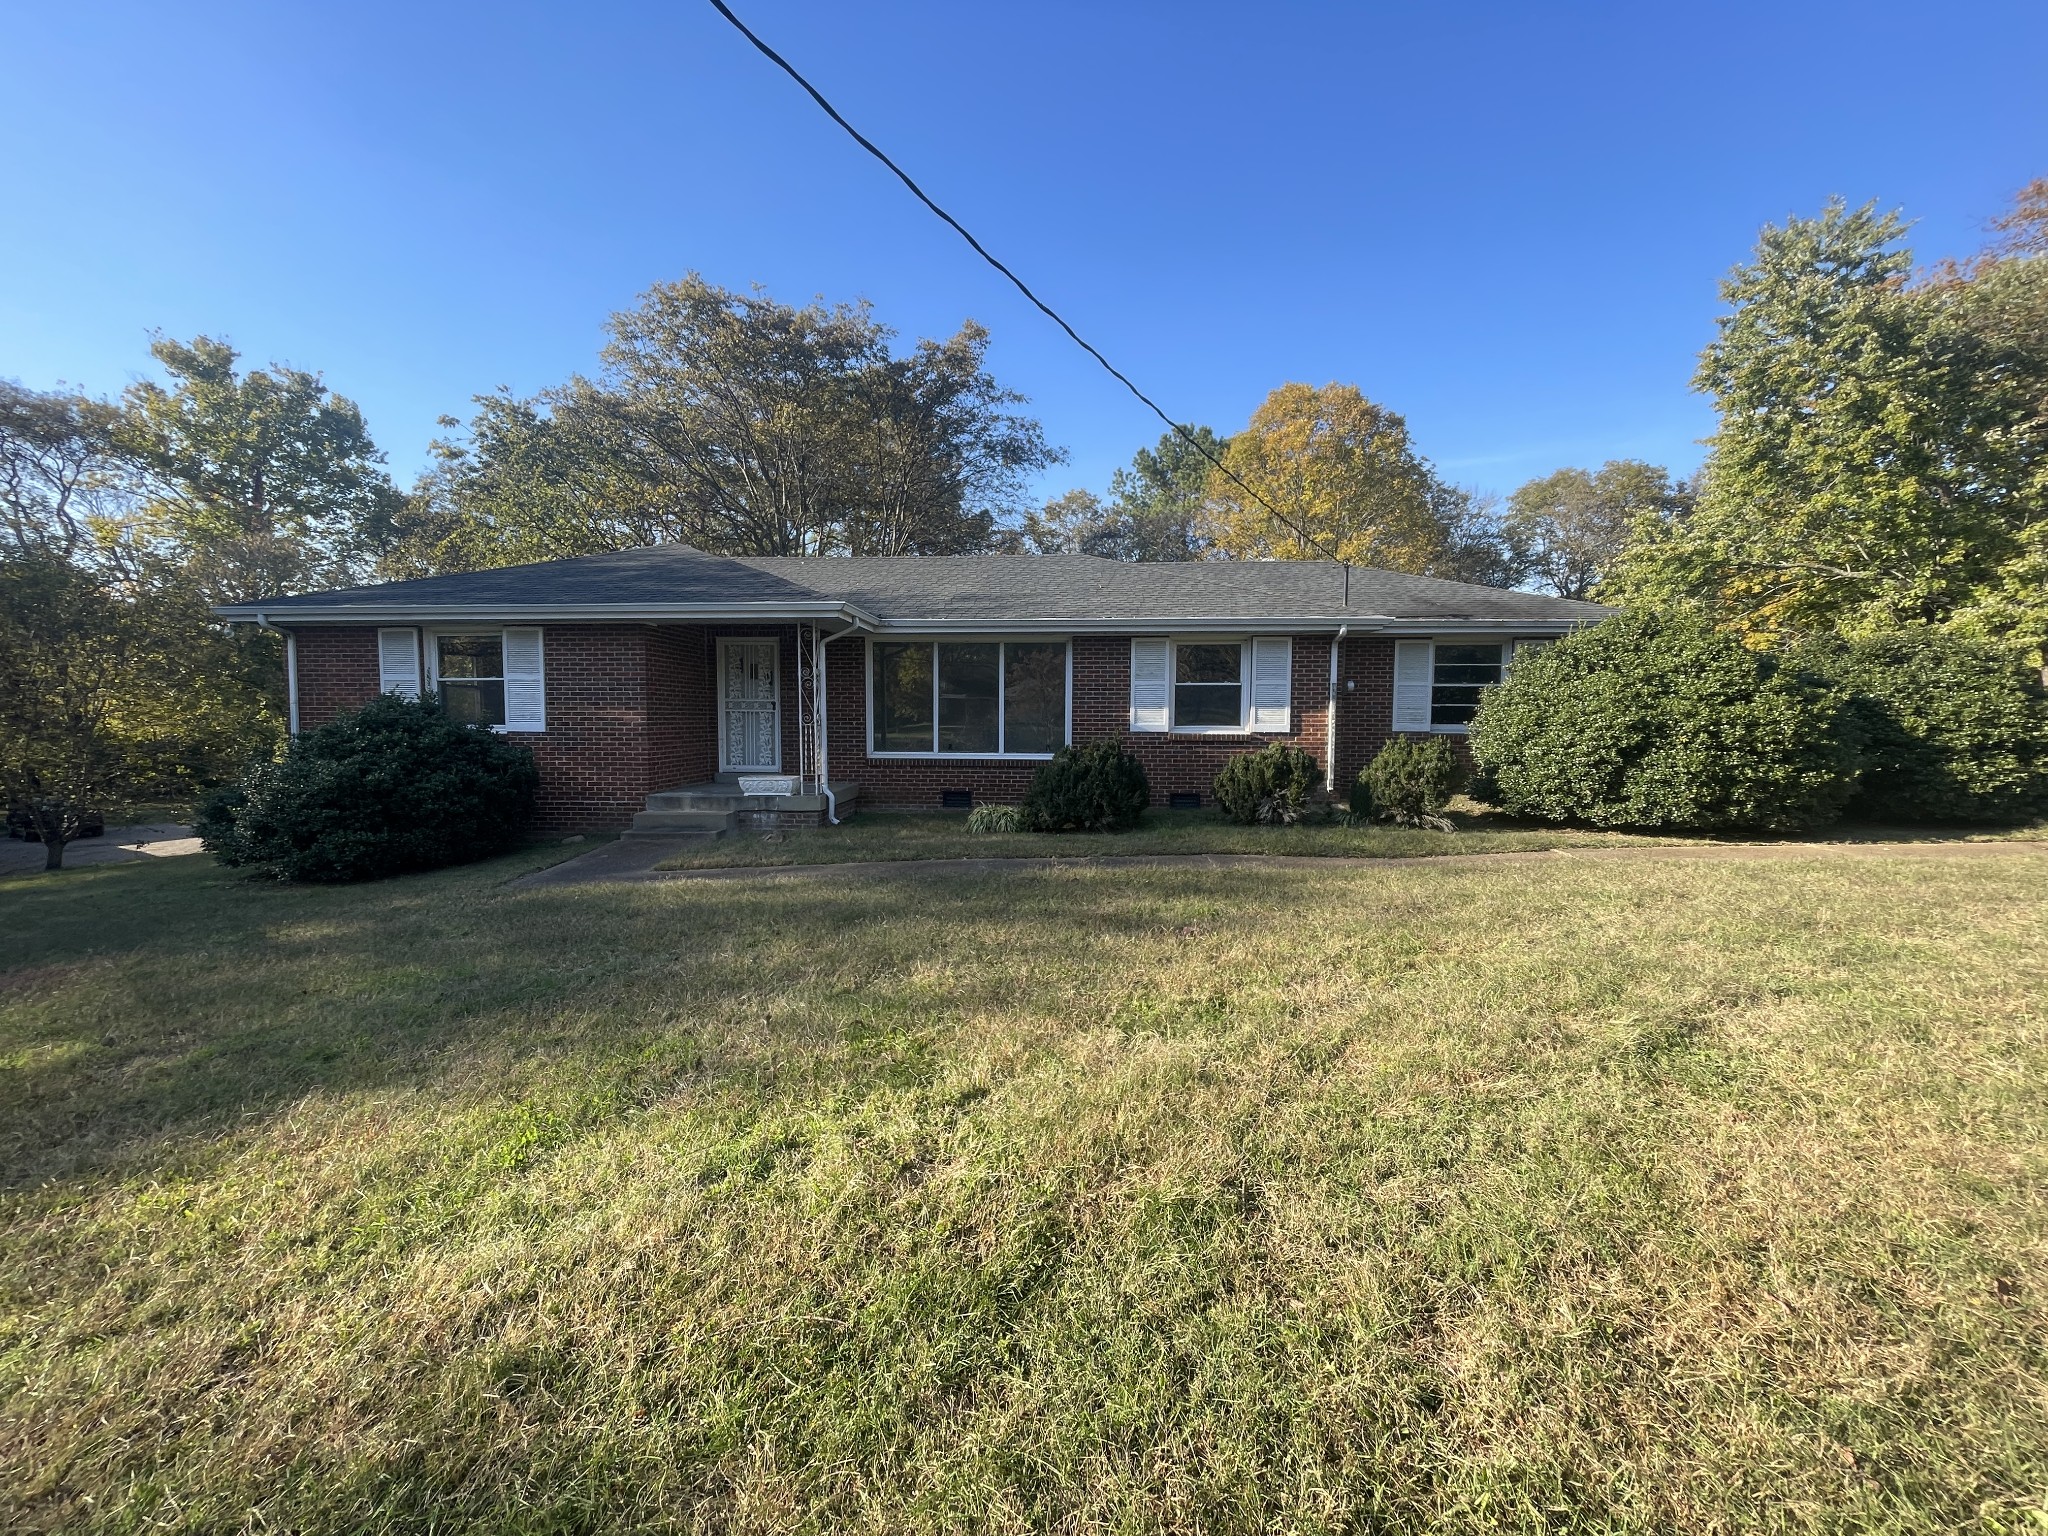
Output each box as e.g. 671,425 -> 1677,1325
965,802 -> 1027,834
1022,739 -> 1150,832
1794,629 -> 2048,824
1468,610 -> 1861,832
1360,736 -> 1467,830
201,693 -> 540,881
1212,742 -> 1319,825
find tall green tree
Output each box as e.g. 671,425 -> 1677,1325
0,383 -> 127,563
388,276 -> 1057,572
1504,460 -> 1688,600
1611,194 -> 2048,660
1104,426 -> 1225,560
0,552 -> 275,868
113,335 -> 406,605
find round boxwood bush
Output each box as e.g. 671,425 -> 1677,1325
1359,736 -> 1467,829
1022,739 -> 1150,832
199,693 -> 540,881
1212,742 -> 1319,825
1794,628 -> 2048,824
1468,610 -> 1861,832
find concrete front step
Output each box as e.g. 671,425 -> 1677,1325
644,782 -> 858,815
622,808 -> 736,839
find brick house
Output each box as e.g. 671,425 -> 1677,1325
218,549 -> 1607,833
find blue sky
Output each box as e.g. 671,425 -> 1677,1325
4,1 -> 2044,509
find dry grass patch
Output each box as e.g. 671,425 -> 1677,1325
1,846 -> 2045,1532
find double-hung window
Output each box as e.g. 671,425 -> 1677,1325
871,639 -> 1069,756
1130,637 -> 1292,734
413,627 -> 547,732
1430,643 -> 1505,727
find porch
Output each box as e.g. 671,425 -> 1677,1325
623,778 -> 862,841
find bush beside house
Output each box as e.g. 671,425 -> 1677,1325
1469,611 -> 1863,832
1021,740 -> 1150,832
1358,737 -> 1467,830
1212,743 -> 1318,825
199,694 -> 539,881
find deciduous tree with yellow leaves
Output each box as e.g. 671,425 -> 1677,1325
1201,383 -> 1458,572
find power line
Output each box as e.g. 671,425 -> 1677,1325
704,0 -> 1348,577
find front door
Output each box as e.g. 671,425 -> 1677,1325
718,638 -> 781,772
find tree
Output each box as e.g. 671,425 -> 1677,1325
1608,194 -> 2048,661
114,336 -> 406,605
0,552 -> 281,869
1504,460 -> 1689,600
1007,488 -> 1120,556
0,382 -> 127,563
387,276 -> 1057,572
1104,427 -> 1224,560
1202,384 -> 1456,571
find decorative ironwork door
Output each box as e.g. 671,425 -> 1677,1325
718,639 -> 780,772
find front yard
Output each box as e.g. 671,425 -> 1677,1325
4,844 -> 2047,1532
654,802 -> 2043,870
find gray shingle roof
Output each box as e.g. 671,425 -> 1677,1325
228,547 -> 1610,627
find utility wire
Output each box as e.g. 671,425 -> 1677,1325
704,0 -> 1349,579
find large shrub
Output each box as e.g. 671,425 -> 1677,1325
1022,739 -> 1150,832
1212,742 -> 1319,825
1795,629 -> 2048,824
1360,736 -> 1467,830
1469,610 -> 1861,832
200,693 -> 540,881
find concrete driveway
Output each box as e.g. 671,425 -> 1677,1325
0,823 -> 202,877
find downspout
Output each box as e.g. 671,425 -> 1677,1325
1325,625 -> 1347,794
814,617 -> 860,825
253,609 -> 298,736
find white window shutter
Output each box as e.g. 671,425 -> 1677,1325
1248,636 -> 1292,731
1129,638 -> 1169,732
503,627 -> 546,732
1392,639 -> 1433,731
378,628 -> 420,698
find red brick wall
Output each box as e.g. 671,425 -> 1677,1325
824,633 -> 1370,810
294,626 -> 382,727
290,623 -> 708,833
289,622 -> 1409,827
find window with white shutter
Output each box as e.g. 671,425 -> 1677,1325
1129,638 -> 1169,732
503,628 -> 546,732
1248,636 -> 1292,731
378,628 -> 421,699
1392,640 -> 1433,731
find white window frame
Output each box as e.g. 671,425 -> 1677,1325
865,636 -> 1072,759
1395,636 -> 1543,734
1168,637 -> 1251,735
423,626 -> 546,733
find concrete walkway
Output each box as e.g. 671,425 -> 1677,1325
0,823 -> 202,877
513,833 -> 2048,890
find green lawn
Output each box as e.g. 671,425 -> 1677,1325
655,803 -> 2042,870
3,844 -> 2047,1532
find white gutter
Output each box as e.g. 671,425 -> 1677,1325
812,618 -> 861,825
1325,624 -> 1347,793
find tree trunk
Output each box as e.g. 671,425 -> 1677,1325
31,805 -> 67,871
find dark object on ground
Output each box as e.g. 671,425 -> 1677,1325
198,693 -> 539,882
1212,742 -> 1319,825
1469,610 -> 1862,832
7,803 -> 104,841
1360,737 -> 1467,830
1022,740 -> 1150,832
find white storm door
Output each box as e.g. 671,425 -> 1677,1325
718,638 -> 781,772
